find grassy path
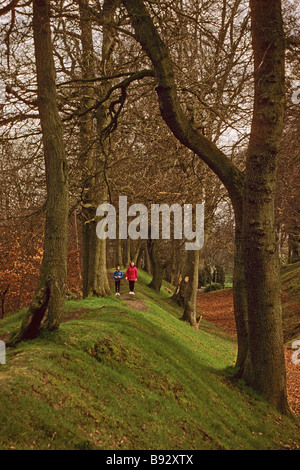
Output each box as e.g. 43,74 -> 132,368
0,270 -> 299,450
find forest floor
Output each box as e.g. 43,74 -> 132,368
197,288 -> 300,417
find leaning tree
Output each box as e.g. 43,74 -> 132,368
120,0 -> 289,413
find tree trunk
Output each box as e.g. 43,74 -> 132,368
133,241 -> 141,265
242,0 -> 289,413
169,239 -> 181,286
232,205 -> 249,375
115,235 -> 122,267
9,0 -> 68,344
147,239 -> 164,292
181,249 -> 200,327
143,241 -> 152,274
172,274 -> 187,308
123,239 -> 131,267
79,0 -> 116,298
78,0 -> 97,298
172,246 -> 190,307
97,205 -> 111,296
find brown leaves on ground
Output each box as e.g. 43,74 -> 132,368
197,289 -> 300,417
197,289 -> 237,336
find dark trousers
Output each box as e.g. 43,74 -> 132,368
115,280 -> 120,292
129,280 -> 135,292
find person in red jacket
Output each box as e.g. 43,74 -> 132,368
125,261 -> 138,295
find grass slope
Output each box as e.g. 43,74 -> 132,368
0,270 -> 299,450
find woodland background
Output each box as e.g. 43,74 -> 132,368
0,0 -> 298,315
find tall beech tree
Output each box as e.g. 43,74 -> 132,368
78,0 -> 113,298
242,0 -> 287,411
9,0 -> 69,343
79,0 -> 122,297
120,0 -> 249,380
78,0 -> 98,298
121,0 -> 289,412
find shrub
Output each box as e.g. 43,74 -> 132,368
204,282 -> 223,293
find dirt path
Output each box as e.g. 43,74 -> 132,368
197,289 -> 300,417
120,294 -> 149,312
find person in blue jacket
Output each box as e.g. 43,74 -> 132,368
112,265 -> 124,296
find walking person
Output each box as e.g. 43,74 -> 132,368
112,265 -> 124,296
125,261 -> 138,295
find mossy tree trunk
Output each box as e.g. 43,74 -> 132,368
9,0 -> 68,343
242,0 -> 289,413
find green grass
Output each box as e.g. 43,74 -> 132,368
0,270 -> 299,450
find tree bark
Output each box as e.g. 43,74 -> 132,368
181,249 -> 200,327
172,249 -> 190,307
242,0 -> 289,413
78,0 -> 97,298
123,239 -> 131,267
147,239 -> 164,292
9,0 -> 68,343
79,0 -> 116,298
143,241 -> 152,274
172,274 -> 187,308
232,207 -> 249,375
115,235 -> 123,267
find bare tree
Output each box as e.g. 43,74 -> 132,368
9,0 -> 69,344
120,0 -> 289,413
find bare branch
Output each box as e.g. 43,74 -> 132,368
63,68 -> 155,121
0,0 -> 19,16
